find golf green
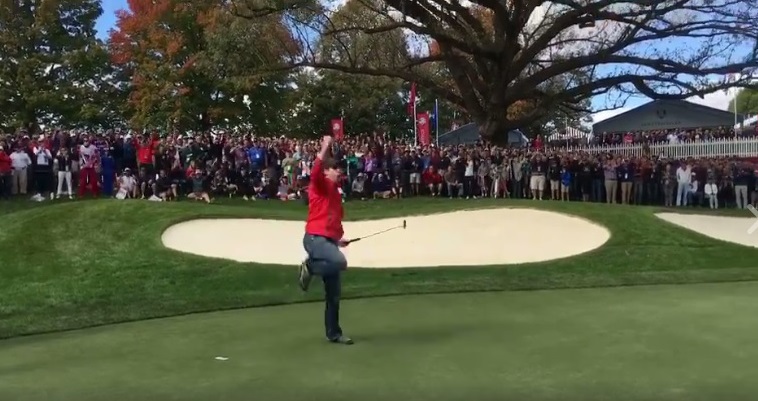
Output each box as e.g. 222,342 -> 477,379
2,281 -> 757,401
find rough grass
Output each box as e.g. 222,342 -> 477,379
1,198 -> 757,339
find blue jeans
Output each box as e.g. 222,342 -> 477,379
676,182 -> 689,206
303,234 -> 347,340
592,179 -> 603,202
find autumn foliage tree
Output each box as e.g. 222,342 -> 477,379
109,0 -> 298,131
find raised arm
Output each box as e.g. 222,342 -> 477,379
310,136 -> 333,194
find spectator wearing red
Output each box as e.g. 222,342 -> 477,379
423,165 -> 443,196
429,148 -> 442,170
78,136 -> 100,197
185,161 -> 198,179
150,132 -> 161,152
533,134 -> 544,151
0,144 -> 11,199
136,134 -> 155,176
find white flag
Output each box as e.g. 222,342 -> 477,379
565,126 -> 586,139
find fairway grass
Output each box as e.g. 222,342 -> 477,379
2,198 -> 758,338
1,282 -> 757,401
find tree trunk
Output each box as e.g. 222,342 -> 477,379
22,107 -> 39,135
199,112 -> 212,132
479,115 -> 511,146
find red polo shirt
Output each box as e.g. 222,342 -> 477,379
305,158 -> 344,241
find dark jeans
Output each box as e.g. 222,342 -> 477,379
0,172 -> 10,199
633,180 -> 644,205
512,179 -> 523,198
463,176 -> 475,197
303,234 -> 347,341
645,181 -> 659,205
36,169 -> 52,194
591,179 -> 603,202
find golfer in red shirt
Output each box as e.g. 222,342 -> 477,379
299,135 -> 353,345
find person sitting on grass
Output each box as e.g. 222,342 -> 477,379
423,165 -> 443,197
351,173 -> 367,200
187,170 -> 212,203
277,176 -> 298,201
212,168 -> 237,198
297,176 -> 309,203
210,170 -> 224,197
137,166 -> 153,199
252,170 -> 268,200
115,168 -> 138,199
391,174 -> 403,198
154,169 -> 178,201
444,165 -> 461,199
236,168 -> 256,201
372,172 -> 393,199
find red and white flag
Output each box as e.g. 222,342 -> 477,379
408,82 -> 417,117
417,112 -> 431,146
330,118 -> 344,140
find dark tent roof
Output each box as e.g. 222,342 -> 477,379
592,99 -> 743,133
437,123 -> 527,146
438,123 -> 480,145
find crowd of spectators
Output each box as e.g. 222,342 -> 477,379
1,127 -> 758,210
547,125 -> 758,148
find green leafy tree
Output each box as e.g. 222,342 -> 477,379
0,0 -> 105,132
233,0 -> 758,141
729,88 -> 758,116
284,0 -> 412,138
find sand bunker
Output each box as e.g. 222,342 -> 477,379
656,213 -> 758,248
161,208 -> 611,268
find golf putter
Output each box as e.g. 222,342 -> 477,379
346,220 -> 406,244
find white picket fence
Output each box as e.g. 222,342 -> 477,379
558,138 -> 758,158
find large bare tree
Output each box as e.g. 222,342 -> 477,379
233,0 -> 758,140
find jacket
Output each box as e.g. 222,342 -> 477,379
305,158 -> 344,241
0,151 -> 10,174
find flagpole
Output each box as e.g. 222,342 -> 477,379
734,91 -> 738,127
413,97 -> 418,145
435,98 -> 439,146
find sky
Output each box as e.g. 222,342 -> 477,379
94,0 -> 124,41
94,0 -> 738,124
